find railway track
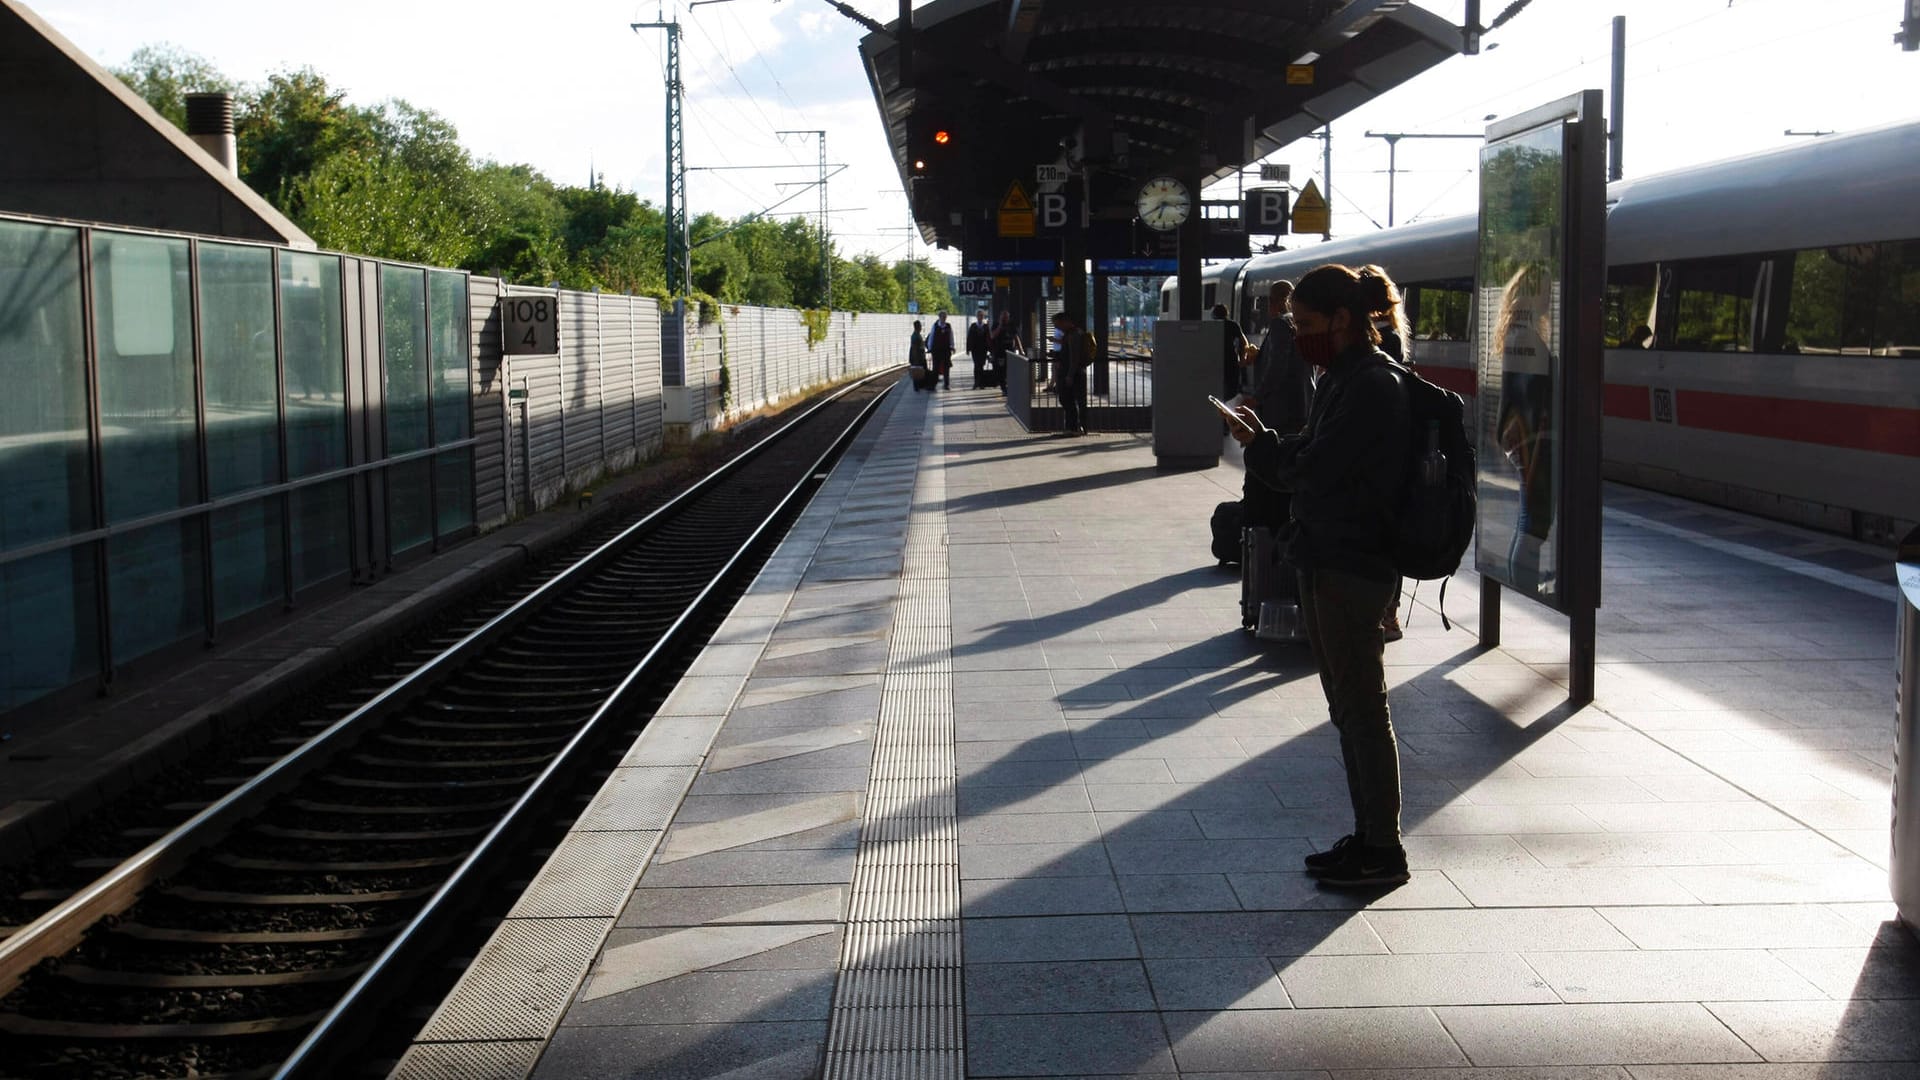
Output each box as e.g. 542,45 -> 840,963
0,373 -> 899,1080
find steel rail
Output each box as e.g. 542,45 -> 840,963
0,369 -> 900,1000
275,375 -> 898,1077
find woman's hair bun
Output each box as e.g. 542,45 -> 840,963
1356,265 -> 1396,315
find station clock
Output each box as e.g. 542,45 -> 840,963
1136,176 -> 1191,231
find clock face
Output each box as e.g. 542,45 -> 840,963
1137,176 -> 1191,231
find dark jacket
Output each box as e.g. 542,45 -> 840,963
1251,313 -> 1312,435
1243,344 -> 1408,584
928,320 -> 956,358
966,320 -> 990,355
909,330 -> 926,367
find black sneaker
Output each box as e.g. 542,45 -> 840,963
1314,841 -> 1410,889
1303,834 -> 1360,877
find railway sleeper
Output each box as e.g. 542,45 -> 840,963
251,823 -> 487,842
159,884 -> 435,904
210,852 -> 463,873
348,752 -> 556,770
376,733 -> 569,750
52,963 -> 370,989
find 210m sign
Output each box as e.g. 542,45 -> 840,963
503,294 -> 559,355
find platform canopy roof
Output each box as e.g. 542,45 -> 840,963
859,0 -> 1469,249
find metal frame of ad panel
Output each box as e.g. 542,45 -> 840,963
1472,89 -> 1605,703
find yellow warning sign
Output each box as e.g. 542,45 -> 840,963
1291,178 -> 1329,234
997,181 -> 1036,238
1285,64 -> 1315,85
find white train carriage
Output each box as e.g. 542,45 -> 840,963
1167,119 -> 1920,540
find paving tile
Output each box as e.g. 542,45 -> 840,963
960,841 -> 1113,879
1434,1003 -> 1763,1066
1705,999 -> 1920,1061
964,874 -> 1127,917
1366,908 -> 1637,953
1769,943 -> 1920,999
1105,838 -> 1313,876
960,812 -> 1102,845
966,1013 -> 1175,1076
533,1020 -> 825,1079
1230,870 -> 1473,911
1116,873 -> 1244,913
964,914 -> 1140,963
1335,1070 -> 1633,1080
1130,911 -> 1385,958
618,884 -> 847,928
563,966 -> 834,1026
965,959 -> 1156,1014
1095,809 -> 1207,840
1524,949 -> 1825,1003
1277,952 -> 1558,1007
637,848 -> 855,888
1444,866 -> 1698,907
1663,862 -> 1891,904
1599,905 -> 1877,951
1085,782 -> 1281,812
1164,1007 -> 1468,1071
684,765 -> 870,796
657,793 -> 861,862
1626,1064 -> 1920,1079
1143,957 -> 1292,1010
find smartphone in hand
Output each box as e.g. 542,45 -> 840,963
1207,395 -> 1255,434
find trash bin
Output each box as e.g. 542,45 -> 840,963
1893,525 -> 1920,936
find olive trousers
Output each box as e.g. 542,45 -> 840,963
1297,566 -> 1402,845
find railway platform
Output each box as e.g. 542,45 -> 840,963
396,376 -> 1913,1079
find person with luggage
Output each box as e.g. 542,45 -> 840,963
1228,263 -> 1412,889
908,320 -> 930,392
929,311 -> 956,389
966,309 -> 991,388
1050,310 -> 1091,436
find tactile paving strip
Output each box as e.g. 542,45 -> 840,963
824,396 -> 964,1080
388,1040 -> 544,1080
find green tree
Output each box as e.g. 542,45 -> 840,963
291,150 -> 475,267
237,67 -> 380,215
112,44 -> 237,130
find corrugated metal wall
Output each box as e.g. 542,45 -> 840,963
469,285 -> 912,523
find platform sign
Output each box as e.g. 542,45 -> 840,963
1285,64 -> 1315,85
1471,89 -> 1606,704
503,293 -> 559,355
997,182 -> 1036,238
1244,187 -> 1289,233
956,277 -> 994,297
1260,163 -> 1291,183
1036,163 -> 1070,185
1290,179 -> 1329,234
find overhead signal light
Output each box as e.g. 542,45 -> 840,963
934,129 -> 951,145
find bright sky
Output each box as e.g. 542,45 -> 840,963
32,0 -> 1920,274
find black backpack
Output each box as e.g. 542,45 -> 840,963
1388,362 -> 1476,595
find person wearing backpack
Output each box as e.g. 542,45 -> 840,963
1230,263 -> 1411,889
1050,310 -> 1094,436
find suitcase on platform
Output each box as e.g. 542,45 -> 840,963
1210,501 -> 1243,565
1241,526 -> 1306,642
909,365 -> 936,391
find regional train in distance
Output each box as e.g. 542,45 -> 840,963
1167,119 -> 1920,543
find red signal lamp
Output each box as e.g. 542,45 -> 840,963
933,129 -> 951,145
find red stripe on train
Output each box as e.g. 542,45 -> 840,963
1677,389 -> 1920,457
1416,367 -> 1919,457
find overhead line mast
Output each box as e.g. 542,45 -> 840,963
632,13 -> 691,297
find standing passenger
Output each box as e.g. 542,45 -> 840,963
1212,303 -> 1253,398
966,309 -> 991,388
908,320 -> 927,392
991,311 -> 1023,395
1240,280 -> 1311,531
1050,310 -> 1090,436
1230,264 -> 1411,888
929,310 -> 956,389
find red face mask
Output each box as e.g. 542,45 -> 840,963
1294,328 -> 1337,366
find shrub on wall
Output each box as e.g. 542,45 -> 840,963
800,307 -> 831,349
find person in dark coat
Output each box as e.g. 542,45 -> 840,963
965,310 -> 991,388
1212,303 -> 1253,398
928,311 -> 956,389
990,311 -> 1023,394
908,320 -> 927,391
1240,279 -> 1312,531
1230,263 -> 1411,890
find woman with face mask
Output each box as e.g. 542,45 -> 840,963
1226,263 -> 1412,889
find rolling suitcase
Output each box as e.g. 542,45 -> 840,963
1210,501 -> 1243,565
909,365 -> 936,391
1241,525 -> 1306,642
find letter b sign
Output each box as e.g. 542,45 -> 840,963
1038,192 -> 1072,231
1245,188 -> 1289,233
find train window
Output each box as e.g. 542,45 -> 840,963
1604,263 -> 1657,348
1668,254 -> 1765,352
1408,279 -> 1471,342
1203,283 -> 1217,310
1784,240 -> 1920,357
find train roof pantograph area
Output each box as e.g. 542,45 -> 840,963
859,0 -> 1470,249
